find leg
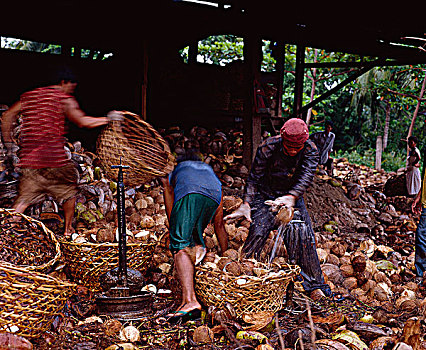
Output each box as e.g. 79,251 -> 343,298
62,196 -> 76,236
172,249 -> 202,313
415,207 -> 426,278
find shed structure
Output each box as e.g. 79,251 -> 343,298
1,0 -> 426,166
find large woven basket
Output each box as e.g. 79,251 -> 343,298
0,208 -> 62,272
96,111 -> 175,187
59,238 -> 158,292
0,262 -> 75,338
195,262 -> 300,318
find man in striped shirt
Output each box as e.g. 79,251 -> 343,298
1,66 -> 121,237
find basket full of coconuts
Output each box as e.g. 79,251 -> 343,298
194,248 -> 301,318
59,228 -> 159,292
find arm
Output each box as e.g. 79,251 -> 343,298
1,101 -> 21,143
288,140 -> 319,198
213,195 -> 228,255
63,98 -> 108,128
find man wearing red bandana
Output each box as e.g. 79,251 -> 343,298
225,118 -> 331,297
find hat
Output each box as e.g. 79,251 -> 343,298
280,118 -> 309,145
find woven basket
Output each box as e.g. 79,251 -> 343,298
96,111 -> 175,187
0,262 -> 75,338
59,238 -> 157,292
0,208 -> 62,272
195,262 -> 300,318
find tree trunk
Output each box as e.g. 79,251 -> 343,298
375,135 -> 383,170
407,69 -> 426,153
383,101 -> 391,150
305,49 -> 318,127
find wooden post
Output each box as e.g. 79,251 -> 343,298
188,40 -> 198,64
375,135 -> 383,170
293,44 -> 305,119
141,40 -> 148,120
275,41 -> 285,118
242,34 -> 262,168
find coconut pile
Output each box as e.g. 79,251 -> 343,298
1,125 -> 426,350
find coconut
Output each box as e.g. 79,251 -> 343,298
321,263 -> 344,285
339,255 -> 352,266
351,288 -> 368,303
327,254 -> 340,266
351,252 -> 367,273
374,271 -> 391,286
316,248 -> 328,263
140,215 -> 155,229
374,284 -> 390,301
331,242 -> 347,257
119,325 -> 140,342
226,261 -> 243,276
241,260 -> 255,275
235,226 -> 249,242
96,228 -> 115,243
193,325 -> 214,344
225,223 -> 238,240
103,319 -> 123,337
204,236 -> 216,250
203,251 -> 216,263
223,248 -> 239,261
222,196 -> 243,213
340,264 -> 355,278
217,257 -> 232,271
343,277 -> 358,290
128,212 -> 141,225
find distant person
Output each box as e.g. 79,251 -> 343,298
406,136 -> 421,198
160,148 -> 228,323
1,64 -> 122,236
310,120 -> 335,176
411,166 -> 426,284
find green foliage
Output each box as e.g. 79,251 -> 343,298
335,149 -> 406,172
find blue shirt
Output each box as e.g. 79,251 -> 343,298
169,160 -> 222,205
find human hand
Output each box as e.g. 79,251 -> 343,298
223,202 -> 251,222
264,195 -> 296,212
412,195 -> 422,215
106,110 -> 124,123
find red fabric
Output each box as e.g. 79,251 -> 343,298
19,86 -> 71,168
280,118 -> 309,145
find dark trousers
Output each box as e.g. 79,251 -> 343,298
243,194 -> 331,295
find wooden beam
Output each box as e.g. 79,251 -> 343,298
242,34 -> 262,168
293,44 -> 305,118
188,39 -> 198,64
275,41 -> 285,118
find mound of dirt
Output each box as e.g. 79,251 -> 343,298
305,175 -> 378,234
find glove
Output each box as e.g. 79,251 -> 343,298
223,202 -> 252,222
264,195 -> 296,212
106,110 -> 124,123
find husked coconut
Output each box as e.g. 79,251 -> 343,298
135,199 -> 148,210
327,254 -> 340,266
235,226 -> 249,243
140,216 -> 155,229
374,271 -> 391,286
217,257 -> 232,271
241,260 -> 255,275
223,248 -> 239,261
316,248 -> 328,263
339,255 -> 352,266
203,251 -> 216,263
128,212 -> 141,225
119,325 -> 140,342
343,277 -> 358,290
351,252 -> 367,273
193,325 -> 214,344
331,242 -> 347,257
225,261 -> 243,276
103,319 -> 122,337
204,236 -> 215,250
204,224 -> 215,237
96,228 -> 115,243
340,264 -> 355,278
225,223 -> 238,240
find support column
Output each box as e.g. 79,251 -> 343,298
242,34 -> 262,168
293,44 -> 305,119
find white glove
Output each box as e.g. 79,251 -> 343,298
107,110 -> 124,122
264,195 -> 296,212
223,202 -> 252,222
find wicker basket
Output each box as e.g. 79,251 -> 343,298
0,262 -> 75,338
59,238 -> 158,292
195,262 -> 300,318
0,208 -> 62,272
96,111 -> 175,187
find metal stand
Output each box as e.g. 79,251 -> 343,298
96,162 -> 152,320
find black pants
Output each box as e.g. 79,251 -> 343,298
243,194 -> 331,295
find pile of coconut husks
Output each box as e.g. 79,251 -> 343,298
1,125 -> 425,350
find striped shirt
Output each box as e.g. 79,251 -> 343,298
19,86 -> 72,168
